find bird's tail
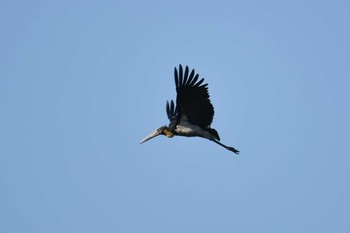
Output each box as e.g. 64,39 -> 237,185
205,128 -> 220,141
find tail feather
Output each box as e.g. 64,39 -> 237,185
205,128 -> 220,141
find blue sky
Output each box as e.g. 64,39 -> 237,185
1,0 -> 349,232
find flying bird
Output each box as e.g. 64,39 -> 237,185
140,65 -> 239,154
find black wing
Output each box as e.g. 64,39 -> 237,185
166,100 -> 178,131
174,65 -> 214,127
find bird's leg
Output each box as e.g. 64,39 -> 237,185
212,140 -> 240,154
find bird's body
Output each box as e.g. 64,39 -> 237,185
140,65 -> 239,154
170,115 -> 216,140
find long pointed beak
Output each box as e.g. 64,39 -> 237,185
139,129 -> 161,144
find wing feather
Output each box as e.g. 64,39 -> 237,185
174,68 -> 178,87
188,73 -> 198,86
174,65 -> 214,127
183,66 -> 189,86
178,65 -> 183,88
186,69 -> 195,86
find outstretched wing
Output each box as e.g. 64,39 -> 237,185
174,65 -> 214,127
166,100 -> 177,122
166,100 -> 178,131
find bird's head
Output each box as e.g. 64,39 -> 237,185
139,125 -> 174,144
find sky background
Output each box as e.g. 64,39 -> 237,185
1,0 -> 349,232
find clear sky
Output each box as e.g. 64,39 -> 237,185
1,0 -> 349,232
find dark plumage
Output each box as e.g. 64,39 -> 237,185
175,65 -> 214,128
140,65 -> 239,154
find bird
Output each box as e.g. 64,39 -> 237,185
140,65 -> 240,154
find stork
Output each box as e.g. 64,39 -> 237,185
140,65 -> 239,154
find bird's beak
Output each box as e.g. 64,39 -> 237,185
139,129 -> 161,144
